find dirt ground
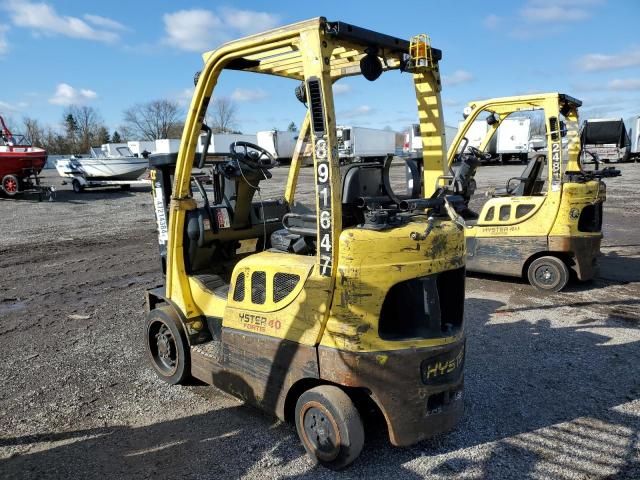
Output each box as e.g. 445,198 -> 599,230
1,163 -> 639,479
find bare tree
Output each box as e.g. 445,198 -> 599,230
208,97 -> 237,133
123,99 -> 183,140
64,105 -> 104,152
22,117 -> 45,146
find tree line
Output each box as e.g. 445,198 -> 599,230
4,97 -> 244,155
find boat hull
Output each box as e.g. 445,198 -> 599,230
55,157 -> 148,181
0,149 -> 48,179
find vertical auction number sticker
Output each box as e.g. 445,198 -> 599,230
315,139 -> 332,276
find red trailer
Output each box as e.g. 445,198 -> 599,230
0,116 -> 48,197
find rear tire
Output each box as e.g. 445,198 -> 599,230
527,256 -> 570,292
72,179 -> 84,193
295,385 -> 364,470
145,307 -> 190,385
2,174 -> 20,196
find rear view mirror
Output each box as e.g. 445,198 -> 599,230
486,113 -> 499,126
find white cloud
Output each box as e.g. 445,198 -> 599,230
483,14 -> 501,30
49,83 -> 98,106
608,79 -> 640,91
577,47 -> 640,72
163,7 -> 280,52
0,24 -> 8,55
83,14 -> 126,31
340,105 -> 374,119
231,88 -> 268,102
520,0 -> 603,23
176,87 -> 195,106
4,0 -> 124,43
442,70 -> 473,86
333,83 -> 351,95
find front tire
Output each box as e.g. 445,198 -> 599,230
527,256 -> 570,292
295,385 -> 364,470
145,307 -> 190,385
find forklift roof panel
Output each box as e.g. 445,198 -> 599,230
201,17 -> 442,81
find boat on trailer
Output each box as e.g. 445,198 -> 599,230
55,146 -> 150,193
0,116 -> 49,197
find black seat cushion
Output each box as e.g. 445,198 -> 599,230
192,274 -> 229,299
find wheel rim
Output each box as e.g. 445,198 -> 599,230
534,263 -> 559,288
148,321 -> 178,375
300,402 -> 341,462
4,177 -> 18,194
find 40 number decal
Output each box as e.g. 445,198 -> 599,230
316,153 -> 333,277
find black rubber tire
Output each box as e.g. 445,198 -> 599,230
72,179 -> 84,193
527,256 -> 570,292
120,184 -> 131,191
2,174 -> 20,196
295,385 -> 364,470
145,307 -> 190,385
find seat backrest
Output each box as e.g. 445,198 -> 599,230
513,156 -> 545,196
341,163 -> 385,205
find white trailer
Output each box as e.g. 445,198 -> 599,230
456,119 -> 498,159
155,139 -> 181,154
496,117 -> 531,163
403,123 -> 458,157
625,115 -> 640,161
196,133 -> 257,154
256,130 -> 298,163
337,126 -> 397,162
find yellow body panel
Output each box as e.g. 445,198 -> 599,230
321,220 -> 465,352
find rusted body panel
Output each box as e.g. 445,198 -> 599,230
191,328 -> 319,420
466,236 -> 547,277
318,340 -> 465,446
548,235 -> 601,280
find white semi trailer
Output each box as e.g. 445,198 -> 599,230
625,115 -> 640,161
496,117 -> 531,164
256,130 -> 298,164
337,126 -> 399,162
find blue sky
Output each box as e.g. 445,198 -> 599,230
1,0 -> 639,136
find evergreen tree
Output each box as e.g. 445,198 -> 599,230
287,121 -> 297,132
112,131 -> 122,143
97,126 -> 110,144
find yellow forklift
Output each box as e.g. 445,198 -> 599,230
145,18 -> 467,469
420,93 -> 620,292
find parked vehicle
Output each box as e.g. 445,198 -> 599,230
496,117 -> 531,163
0,115 -> 48,196
404,123 -> 457,158
456,119 -> 497,159
625,115 -> 640,161
55,145 -> 149,193
580,118 -> 630,163
256,130 -> 298,164
337,126 -> 399,162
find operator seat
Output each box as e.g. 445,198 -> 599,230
493,155 -> 546,197
270,162 -> 389,252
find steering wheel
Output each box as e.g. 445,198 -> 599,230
467,146 -> 491,161
581,150 -> 601,171
230,141 -> 278,170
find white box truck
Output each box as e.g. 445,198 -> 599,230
337,126 -> 398,162
496,117 -> 531,164
455,119 -> 497,160
196,133 -> 257,154
403,123 -> 459,158
256,130 -> 298,164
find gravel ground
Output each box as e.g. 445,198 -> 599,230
1,163 -> 639,479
